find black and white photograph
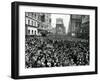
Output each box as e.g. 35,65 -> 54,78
11,2 -> 97,79
25,12 -> 90,68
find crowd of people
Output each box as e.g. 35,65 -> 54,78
25,36 -> 89,68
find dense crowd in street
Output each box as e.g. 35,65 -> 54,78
25,36 -> 89,68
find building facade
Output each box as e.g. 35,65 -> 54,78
25,12 -> 51,36
55,18 -> 66,35
68,15 -> 82,37
80,15 -> 89,39
68,15 -> 89,39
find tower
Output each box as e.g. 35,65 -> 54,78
55,18 -> 66,35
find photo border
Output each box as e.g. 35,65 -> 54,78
11,1 -> 98,79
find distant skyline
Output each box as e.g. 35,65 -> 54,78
51,14 -> 70,34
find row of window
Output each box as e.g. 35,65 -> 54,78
26,12 -> 40,20
26,12 -> 51,24
28,29 -> 37,35
27,19 -> 39,27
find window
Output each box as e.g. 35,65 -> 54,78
32,21 -> 33,26
35,13 -> 36,19
32,13 -> 34,18
28,20 -> 30,25
32,30 -> 33,34
36,22 -> 37,27
41,14 -> 45,22
37,23 -> 40,27
32,13 -> 33,18
35,30 -> 36,35
34,21 -> 36,26
28,30 -> 30,34
49,19 -> 51,23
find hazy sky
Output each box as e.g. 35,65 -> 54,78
51,14 -> 70,34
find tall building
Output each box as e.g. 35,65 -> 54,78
55,18 -> 66,35
25,12 -> 51,36
80,15 -> 89,39
68,15 -> 89,39
68,15 -> 82,37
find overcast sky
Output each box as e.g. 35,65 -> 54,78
51,14 -> 70,34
